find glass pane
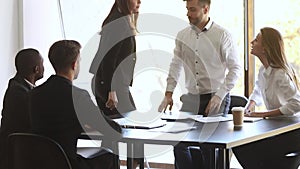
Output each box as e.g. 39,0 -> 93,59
254,0 -> 300,110
210,0 -> 245,95
58,0 -> 245,112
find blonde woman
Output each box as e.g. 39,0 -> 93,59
233,27 -> 300,169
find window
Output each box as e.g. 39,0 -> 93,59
132,0 -> 245,111
25,0 -> 246,112
254,0 -> 300,110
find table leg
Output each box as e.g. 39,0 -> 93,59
111,141 -> 120,169
139,157 -> 144,169
127,142 -> 145,169
217,148 -> 230,169
136,142 -> 144,169
127,142 -> 134,169
207,147 -> 216,169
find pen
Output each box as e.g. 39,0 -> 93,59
122,124 -> 166,129
162,107 -> 167,114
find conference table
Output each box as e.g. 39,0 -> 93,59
81,114 -> 300,169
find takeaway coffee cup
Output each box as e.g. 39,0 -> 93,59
231,107 -> 244,127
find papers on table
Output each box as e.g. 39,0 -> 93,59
161,112 -> 264,123
113,111 -> 265,131
160,111 -> 232,123
194,115 -> 263,123
113,118 -> 167,129
194,116 -> 233,123
150,122 -> 197,133
243,116 -> 263,122
161,111 -> 232,123
161,112 -> 202,121
225,114 -> 263,122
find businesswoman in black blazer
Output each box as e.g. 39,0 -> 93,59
90,0 -> 141,118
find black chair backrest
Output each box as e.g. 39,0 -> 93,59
229,95 -> 248,114
8,133 -> 72,169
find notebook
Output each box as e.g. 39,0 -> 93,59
113,118 -> 167,129
243,116 -> 263,122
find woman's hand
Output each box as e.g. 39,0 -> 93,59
106,91 -> 118,110
245,109 -> 282,118
245,111 -> 266,117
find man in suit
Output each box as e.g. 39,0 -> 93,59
30,40 -> 122,169
0,48 -> 44,169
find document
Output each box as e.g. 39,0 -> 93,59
150,122 -> 197,133
160,111 -> 203,121
194,116 -> 233,123
226,114 -> 263,122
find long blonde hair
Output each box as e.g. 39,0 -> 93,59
261,27 -> 299,89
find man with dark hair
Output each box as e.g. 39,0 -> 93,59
0,48 -> 44,169
158,0 -> 242,168
30,40 -> 121,169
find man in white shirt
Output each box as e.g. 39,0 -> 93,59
158,0 -> 242,168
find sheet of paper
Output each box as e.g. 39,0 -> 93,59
160,111 -> 203,121
149,122 -> 197,133
194,116 -> 233,123
226,114 -> 263,122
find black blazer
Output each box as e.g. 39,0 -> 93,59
29,75 -> 121,169
0,75 -> 32,169
89,10 -> 136,107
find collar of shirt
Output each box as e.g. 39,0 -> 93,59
263,66 -> 273,77
191,17 -> 213,34
24,78 -> 36,89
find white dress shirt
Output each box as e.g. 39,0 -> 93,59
250,66 -> 300,115
24,78 -> 36,89
166,19 -> 242,100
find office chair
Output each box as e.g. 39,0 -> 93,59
283,151 -> 300,169
256,151 -> 300,169
8,133 -> 73,169
185,95 -> 249,168
229,95 -> 248,114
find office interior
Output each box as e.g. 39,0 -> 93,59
1,0 -> 300,168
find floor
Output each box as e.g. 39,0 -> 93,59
77,139 -> 243,169
119,146 -> 243,169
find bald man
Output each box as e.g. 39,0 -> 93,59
0,48 -> 44,169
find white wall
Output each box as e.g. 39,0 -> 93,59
0,0 -> 188,118
23,0 -> 63,83
0,0 -> 21,120
0,0 -> 63,120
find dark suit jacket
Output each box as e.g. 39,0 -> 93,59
89,9 -> 136,116
29,75 -> 121,169
0,75 -> 33,169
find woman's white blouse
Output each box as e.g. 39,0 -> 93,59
250,66 -> 300,115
